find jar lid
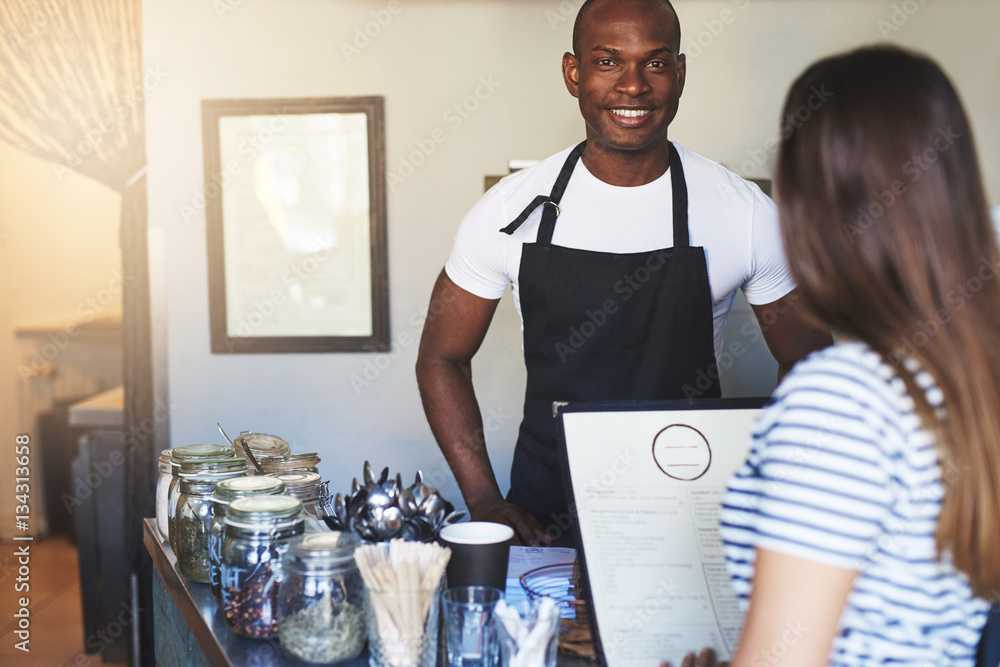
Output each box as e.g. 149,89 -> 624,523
271,452 -> 318,461
179,457 -> 247,478
226,495 -> 303,527
238,433 -> 291,456
266,471 -> 322,488
172,444 -> 236,463
213,475 -> 286,502
157,449 -> 174,474
283,532 -> 360,572
265,471 -> 323,501
259,453 -> 321,472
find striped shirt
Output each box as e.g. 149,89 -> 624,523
719,341 -> 989,666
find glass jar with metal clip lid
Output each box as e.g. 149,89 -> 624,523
276,532 -> 365,664
175,457 -> 248,582
234,432 -> 291,473
220,495 -> 305,639
266,471 -> 326,532
167,444 -> 237,553
208,475 -> 286,601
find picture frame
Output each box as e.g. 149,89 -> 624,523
202,96 -> 389,353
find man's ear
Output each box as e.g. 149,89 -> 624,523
562,52 -> 581,98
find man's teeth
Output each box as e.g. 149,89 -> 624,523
611,109 -> 649,118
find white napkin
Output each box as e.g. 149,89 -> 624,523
494,597 -> 560,667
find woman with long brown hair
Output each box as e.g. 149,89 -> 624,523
708,46 -> 1000,666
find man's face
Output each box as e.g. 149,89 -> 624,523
563,0 -> 685,156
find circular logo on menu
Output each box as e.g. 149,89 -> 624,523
651,424 -> 712,481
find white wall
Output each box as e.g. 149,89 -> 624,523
144,0 -> 1000,511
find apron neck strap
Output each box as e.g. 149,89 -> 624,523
499,194 -> 557,235
500,141 -> 689,248
500,141 -> 586,237
668,142 -> 690,248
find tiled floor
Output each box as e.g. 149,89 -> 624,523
0,536 -> 128,667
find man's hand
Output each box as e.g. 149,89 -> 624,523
469,498 -> 551,547
660,648 -> 729,667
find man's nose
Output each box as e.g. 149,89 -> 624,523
616,64 -> 651,96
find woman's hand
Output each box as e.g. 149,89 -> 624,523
660,647 -> 729,667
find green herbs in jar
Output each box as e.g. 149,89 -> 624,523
279,601 -> 366,663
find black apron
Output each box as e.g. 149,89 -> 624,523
500,141 -> 721,539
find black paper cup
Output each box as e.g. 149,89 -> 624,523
439,522 -> 515,591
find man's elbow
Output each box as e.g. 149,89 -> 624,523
772,329 -> 832,379
415,349 -> 435,386
776,363 -> 793,384
415,349 -> 469,386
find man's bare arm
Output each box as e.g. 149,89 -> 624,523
751,289 -> 832,382
415,270 -> 548,545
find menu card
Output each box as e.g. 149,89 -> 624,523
559,400 -> 764,667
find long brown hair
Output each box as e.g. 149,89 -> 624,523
776,45 -> 1000,598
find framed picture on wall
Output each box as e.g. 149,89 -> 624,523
202,96 -> 389,353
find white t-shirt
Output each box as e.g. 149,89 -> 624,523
444,143 -> 795,357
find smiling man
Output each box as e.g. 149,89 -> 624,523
416,0 -> 831,546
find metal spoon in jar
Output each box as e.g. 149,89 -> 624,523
381,473 -> 401,503
441,509 -> 468,526
379,506 -> 404,539
235,434 -> 266,475
366,483 -> 393,509
334,492 -> 348,528
420,493 -> 449,530
217,422 -> 235,447
218,423 -> 266,474
411,471 -> 432,506
398,487 -> 419,517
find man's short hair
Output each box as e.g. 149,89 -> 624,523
572,0 -> 682,56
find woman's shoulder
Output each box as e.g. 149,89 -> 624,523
761,341 -> 937,468
762,342 -> 917,450
780,340 -> 940,411
775,341 -> 899,406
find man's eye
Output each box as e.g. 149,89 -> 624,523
648,60 -> 667,69
598,58 -> 615,66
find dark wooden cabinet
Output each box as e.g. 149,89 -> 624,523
73,428 -> 131,664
